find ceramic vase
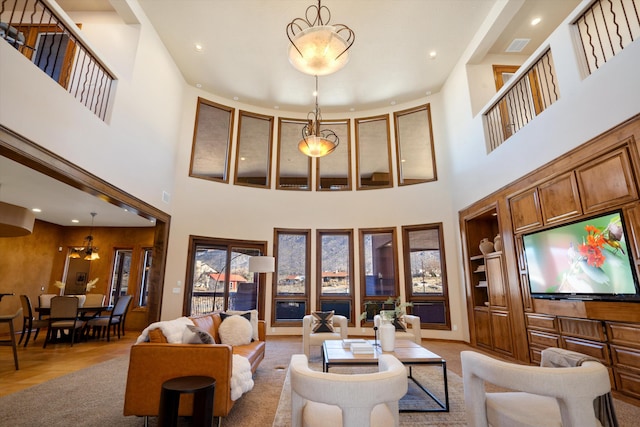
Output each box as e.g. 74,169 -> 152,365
379,322 -> 396,351
479,238 -> 494,255
494,234 -> 503,252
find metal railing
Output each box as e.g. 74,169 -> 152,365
574,0 -> 639,75
0,0 -> 114,121
484,49 -> 559,151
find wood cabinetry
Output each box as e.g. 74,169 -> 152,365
575,147 -> 638,213
462,207 -> 514,357
459,114 -> 640,404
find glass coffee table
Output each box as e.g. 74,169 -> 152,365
322,339 -> 449,412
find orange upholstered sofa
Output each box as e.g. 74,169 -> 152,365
123,312 -> 266,421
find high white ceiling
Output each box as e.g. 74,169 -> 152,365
2,0 -> 580,228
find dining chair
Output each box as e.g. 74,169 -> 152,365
18,295 -> 48,347
37,293 -> 57,319
43,296 -> 85,348
0,307 -> 23,370
88,294 -> 132,341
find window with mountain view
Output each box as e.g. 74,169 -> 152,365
402,223 -> 451,329
185,237 -> 266,316
317,230 -> 354,322
273,229 -> 310,325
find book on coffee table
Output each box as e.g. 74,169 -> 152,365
342,338 -> 367,348
350,342 -> 375,354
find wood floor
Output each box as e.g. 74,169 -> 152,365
0,330 -> 137,397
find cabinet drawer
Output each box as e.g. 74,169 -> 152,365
529,346 -> 545,365
525,313 -> 558,332
611,345 -> 640,371
559,317 -> 605,341
606,322 -> 640,347
613,367 -> 640,400
528,330 -> 560,348
561,336 -> 610,364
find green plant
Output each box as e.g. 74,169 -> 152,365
359,296 -> 412,321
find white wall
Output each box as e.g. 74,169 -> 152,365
160,85 -> 468,340
0,5 -> 183,211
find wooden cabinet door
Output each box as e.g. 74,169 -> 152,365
509,188 -> 542,233
576,147 -> 638,214
539,172 -> 582,224
486,255 -> 508,308
491,310 -> 514,355
474,308 -> 491,348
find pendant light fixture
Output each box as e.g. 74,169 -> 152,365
298,76 -> 339,158
69,212 -> 100,261
286,0 -> 355,76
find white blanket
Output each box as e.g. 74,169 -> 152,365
231,354 -> 254,400
136,316 -> 194,344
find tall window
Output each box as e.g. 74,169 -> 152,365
190,98 -> 235,182
356,115 -> 392,189
109,249 -> 132,305
277,119 -> 311,190
317,119 -> 352,191
234,110 -> 274,188
273,229 -> 310,325
402,224 -> 450,329
317,230 -> 354,323
394,104 -> 437,185
359,228 -> 399,322
138,248 -> 152,307
185,237 -> 267,316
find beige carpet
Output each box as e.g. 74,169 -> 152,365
0,337 -> 639,426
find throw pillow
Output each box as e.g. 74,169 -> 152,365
218,314 -> 253,346
392,314 -> 407,332
311,310 -> 334,333
148,328 -> 168,343
182,324 -> 215,344
225,309 -> 259,341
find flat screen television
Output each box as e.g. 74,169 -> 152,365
522,210 -> 640,301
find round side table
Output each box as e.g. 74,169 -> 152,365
159,375 -> 216,427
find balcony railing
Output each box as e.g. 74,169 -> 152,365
0,0 -> 114,121
484,49 -> 559,151
574,0 -> 640,75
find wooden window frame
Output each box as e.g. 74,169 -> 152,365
316,229 -> 355,325
272,228 -> 311,326
355,115 -> 393,190
394,104 -> 437,186
234,110 -> 274,188
358,227 -> 399,326
401,223 -> 451,330
276,118 -> 312,191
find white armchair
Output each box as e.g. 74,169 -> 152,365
461,350 -> 612,427
373,313 -> 421,345
302,314 -> 348,357
290,353 -> 408,427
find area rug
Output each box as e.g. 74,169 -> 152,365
273,360 -> 468,427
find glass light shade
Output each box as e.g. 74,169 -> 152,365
288,26 -> 350,76
298,135 -> 338,157
84,251 -> 100,261
248,256 -> 275,273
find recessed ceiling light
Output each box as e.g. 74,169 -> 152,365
531,17 -> 541,26
274,106 -> 280,109
194,43 -> 203,52
429,51 -> 437,59
390,101 -> 396,105
240,157 -> 246,161
425,91 -> 432,96
32,208 -> 41,213
233,96 -> 239,101
350,107 -> 355,112
196,83 -> 202,88
71,219 -> 79,223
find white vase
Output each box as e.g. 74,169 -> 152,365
379,322 -> 395,351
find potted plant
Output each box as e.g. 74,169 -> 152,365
360,296 -> 412,323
